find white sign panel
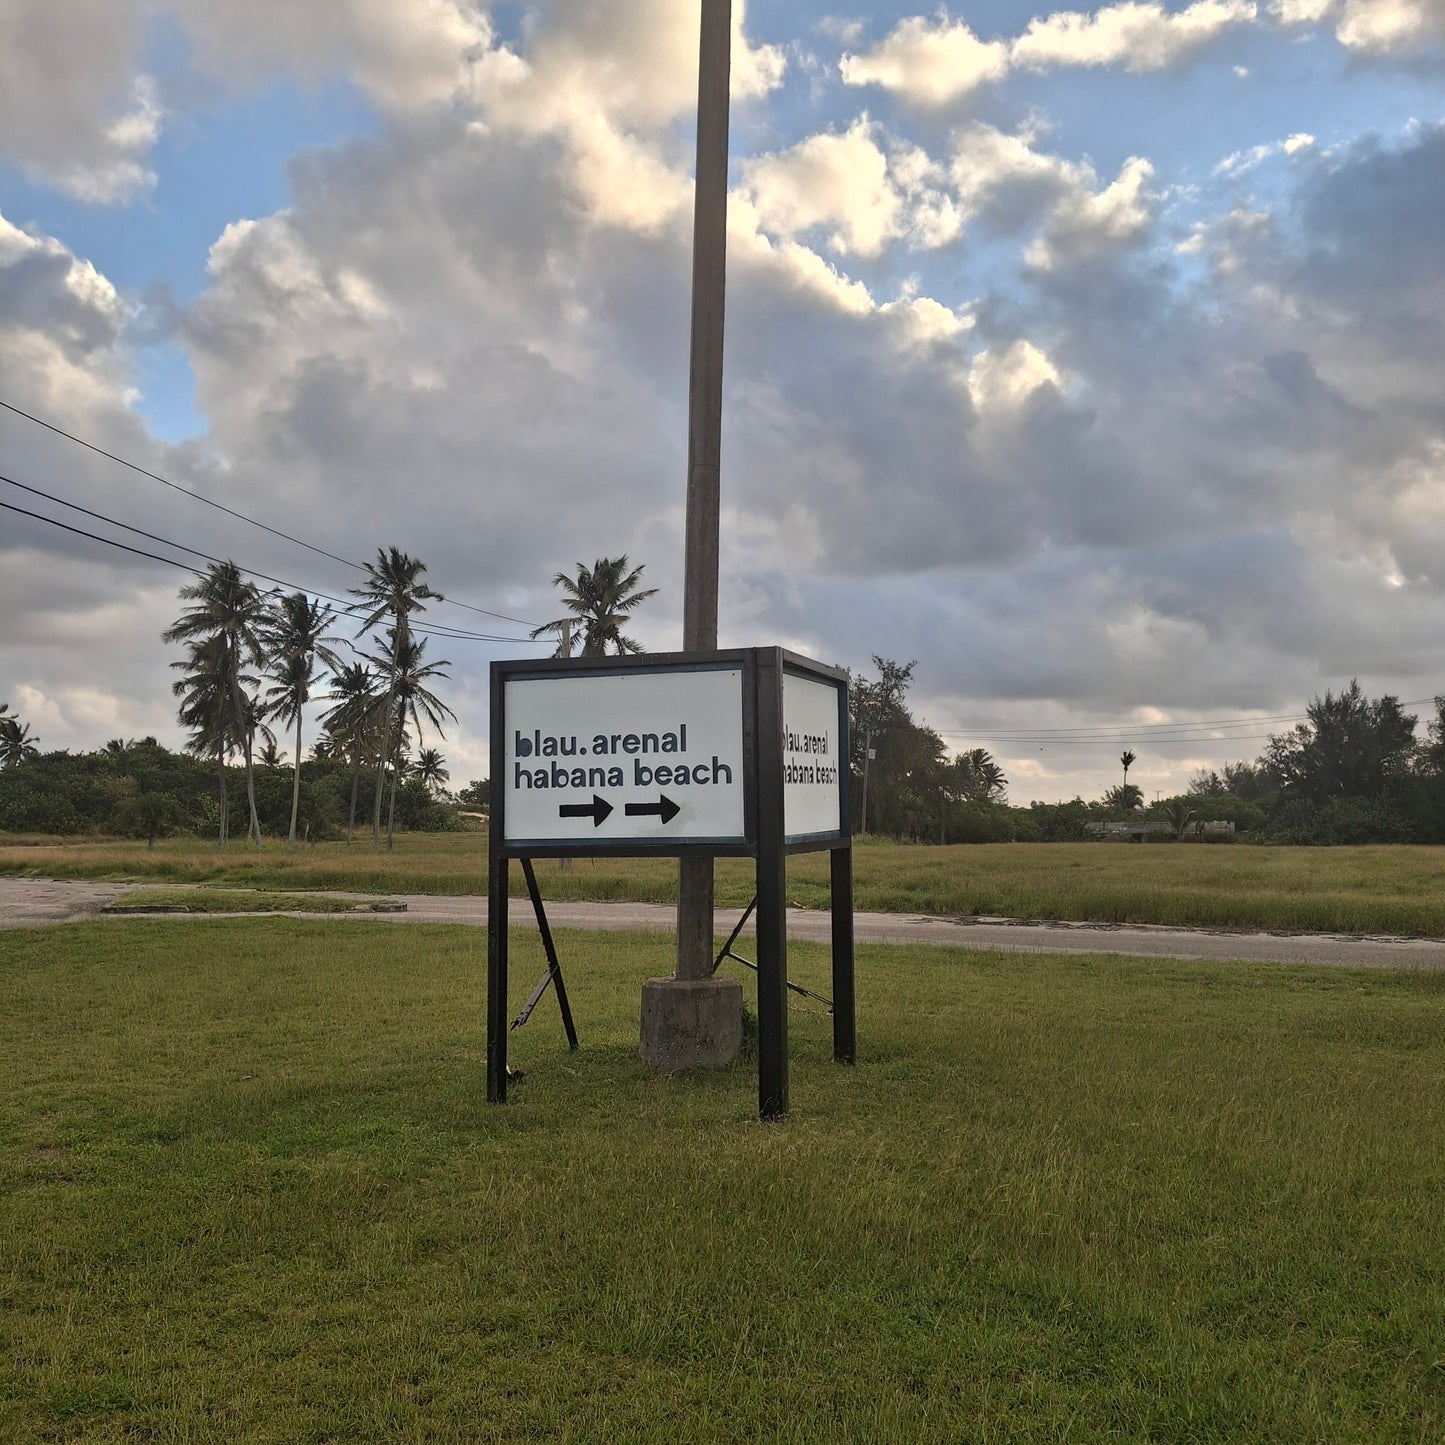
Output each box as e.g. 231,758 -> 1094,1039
783,669 -> 845,842
503,667 -> 745,846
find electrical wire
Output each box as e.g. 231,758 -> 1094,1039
1,489 -> 538,647
0,395 -> 544,629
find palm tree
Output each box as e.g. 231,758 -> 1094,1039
950,747 -> 1008,804
1121,750 -> 1137,789
260,592 -> 343,848
0,715 -> 39,767
1160,798 -> 1198,841
415,747 -> 450,797
321,662 -> 383,844
348,549 -> 442,850
164,562 -> 272,849
368,631 -> 457,848
530,555 -> 657,657
258,738 -> 286,769
172,635 -> 275,846
172,633 -> 239,845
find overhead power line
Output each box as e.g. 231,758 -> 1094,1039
0,486 -> 536,647
936,697 -> 1438,749
0,398 -> 360,569
942,710 -> 1347,737
0,395 -> 543,629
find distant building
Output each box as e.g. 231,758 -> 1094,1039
1085,820 -> 1235,843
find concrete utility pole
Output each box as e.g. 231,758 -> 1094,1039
676,0 -> 732,983
639,0 -> 741,1071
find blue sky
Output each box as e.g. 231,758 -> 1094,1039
2,0 -> 1444,800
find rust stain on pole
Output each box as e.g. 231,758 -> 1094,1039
677,0 -> 732,980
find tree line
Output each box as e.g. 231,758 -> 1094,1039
7,563 -> 1444,845
847,664 -> 1445,846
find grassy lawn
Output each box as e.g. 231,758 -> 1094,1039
9,832 -> 1445,934
1,920 -> 1442,1440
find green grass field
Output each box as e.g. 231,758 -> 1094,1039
2,919 -> 1442,1440
8,832 -> 1445,934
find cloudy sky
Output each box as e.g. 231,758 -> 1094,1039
2,0 -> 1443,804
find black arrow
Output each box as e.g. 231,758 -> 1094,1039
625,795 -> 680,825
558,794 -> 613,827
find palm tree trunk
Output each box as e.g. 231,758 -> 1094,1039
371,715 -> 391,850
385,702 -> 403,850
244,725 -> 261,849
348,744 -> 360,844
287,710 -> 303,847
217,748 -> 227,848
229,661 -> 261,850
372,633 -> 401,851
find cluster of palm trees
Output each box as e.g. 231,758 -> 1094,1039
165,549 -> 454,851
0,702 -> 39,768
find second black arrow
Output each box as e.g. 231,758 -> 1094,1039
625,795 -> 680,825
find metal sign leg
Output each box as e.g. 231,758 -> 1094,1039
755,650 -> 788,1120
831,844 -> 855,1065
487,855 -> 509,1103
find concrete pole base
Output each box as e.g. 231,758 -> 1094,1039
639,976 -> 743,1071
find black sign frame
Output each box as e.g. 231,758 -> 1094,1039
486,646 -> 854,1120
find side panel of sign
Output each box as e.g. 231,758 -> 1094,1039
502,667 -> 746,848
782,669 -> 845,843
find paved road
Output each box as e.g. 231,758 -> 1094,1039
4,876 -> 1443,970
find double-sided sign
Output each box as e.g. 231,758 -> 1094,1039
487,647 -> 855,1121
496,652 -> 847,855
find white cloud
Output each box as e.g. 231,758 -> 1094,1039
741,119 -> 902,257
0,209 -> 132,419
1012,0 -> 1258,72
1270,0 -> 1445,51
1213,131 -> 1316,176
740,118 -> 961,257
950,122 -> 1079,208
945,123 -> 1161,264
1270,0 -> 1336,20
968,340 -> 1062,412
172,0 -> 496,112
840,16 -> 1009,105
0,0 -> 149,194
816,16 -> 867,47
842,1 -> 1257,105
474,0 -> 784,133
1027,156 -> 1156,267
1336,0 -> 1445,51
879,289 -> 976,347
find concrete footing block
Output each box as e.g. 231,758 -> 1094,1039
639,976 -> 743,1071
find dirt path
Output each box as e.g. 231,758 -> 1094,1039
3,876 -> 1443,970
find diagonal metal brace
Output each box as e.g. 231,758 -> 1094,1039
712,893 -> 833,1011
510,857 -> 578,1049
